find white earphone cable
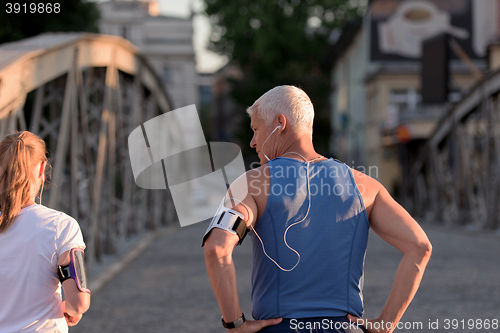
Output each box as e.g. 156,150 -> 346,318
230,152 -> 323,272
38,175 -> 44,205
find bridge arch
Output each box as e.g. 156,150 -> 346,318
0,33 -> 181,270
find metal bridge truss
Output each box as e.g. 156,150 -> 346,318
0,34 -> 179,271
405,69 -> 500,230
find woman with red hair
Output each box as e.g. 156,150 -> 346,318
0,131 -> 90,332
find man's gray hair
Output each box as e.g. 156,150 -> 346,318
246,86 -> 314,138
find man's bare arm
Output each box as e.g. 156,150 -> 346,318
350,174 -> 432,332
205,227 -> 245,324
204,178 -> 281,332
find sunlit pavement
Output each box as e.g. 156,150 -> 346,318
363,224 -> 500,333
70,222 -> 500,333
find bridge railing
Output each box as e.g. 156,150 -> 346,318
404,69 -> 500,230
0,33 -> 182,272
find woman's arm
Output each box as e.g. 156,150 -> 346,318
58,249 -> 91,317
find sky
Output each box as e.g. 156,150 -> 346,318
156,0 -> 227,73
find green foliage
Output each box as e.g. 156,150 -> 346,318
0,0 -> 100,44
204,0 -> 365,158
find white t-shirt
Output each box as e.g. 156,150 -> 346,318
0,204 -> 85,333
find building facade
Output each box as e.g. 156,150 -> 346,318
98,0 -> 198,109
330,0 -> 498,194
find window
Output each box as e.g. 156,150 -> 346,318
385,88 -> 421,129
390,88 -> 421,113
162,66 -> 172,84
121,26 -> 128,40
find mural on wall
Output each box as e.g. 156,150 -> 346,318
370,0 -> 499,60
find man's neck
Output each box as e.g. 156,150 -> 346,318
277,138 -> 322,162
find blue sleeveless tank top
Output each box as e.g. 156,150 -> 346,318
250,157 -> 369,320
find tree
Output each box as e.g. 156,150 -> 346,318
204,0 -> 366,160
0,0 -> 100,44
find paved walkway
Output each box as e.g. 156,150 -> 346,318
71,222 -> 500,333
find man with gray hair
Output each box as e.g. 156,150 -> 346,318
203,86 -> 432,333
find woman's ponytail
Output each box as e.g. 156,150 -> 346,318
0,132 -> 48,233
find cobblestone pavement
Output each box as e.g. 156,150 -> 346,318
71,222 -> 500,333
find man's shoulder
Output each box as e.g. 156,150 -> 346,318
227,166 -> 269,198
229,165 -> 270,200
350,168 -> 384,216
246,164 -> 269,180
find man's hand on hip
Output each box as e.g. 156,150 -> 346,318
347,314 -> 393,333
228,318 -> 282,333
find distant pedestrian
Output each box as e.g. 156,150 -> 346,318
0,131 -> 90,333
